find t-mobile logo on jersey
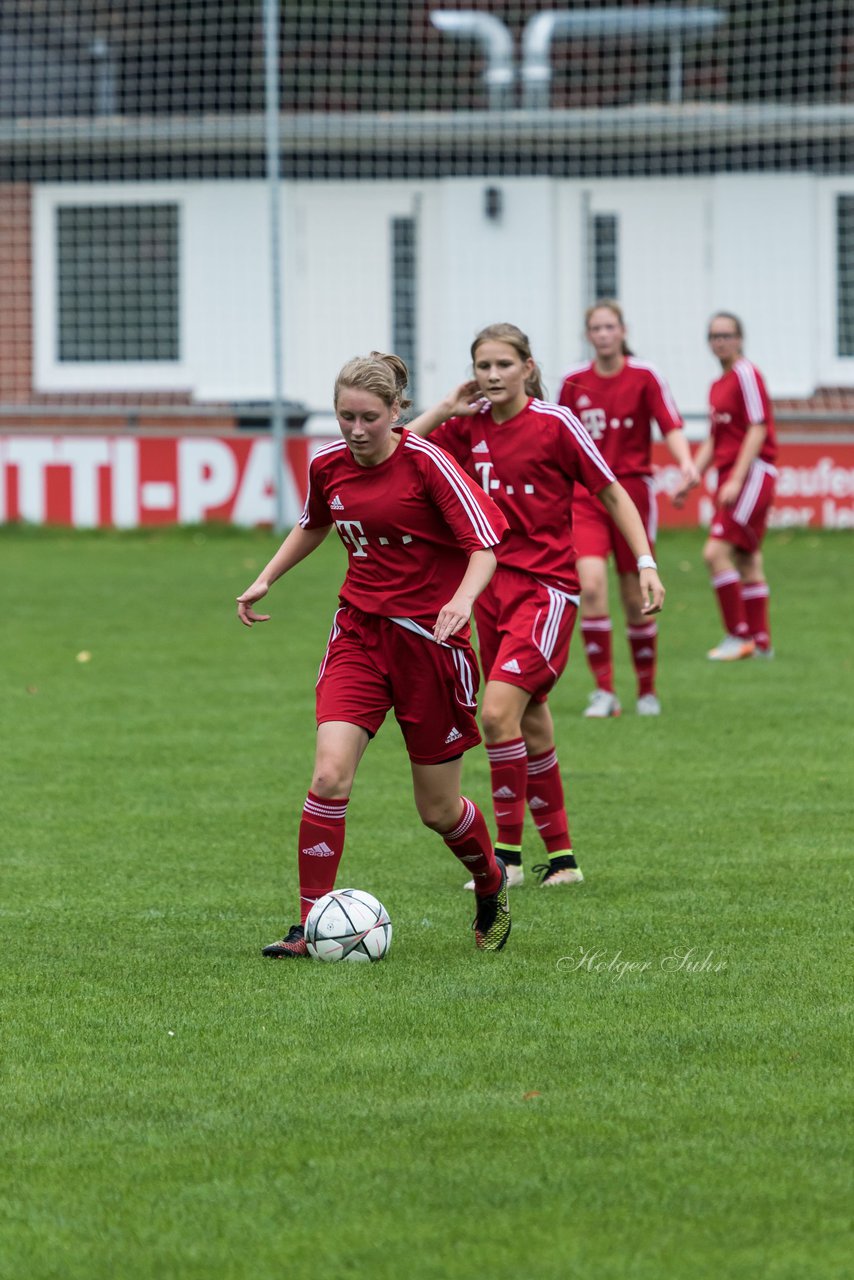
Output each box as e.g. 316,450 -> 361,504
336,519 -> 369,557
473,460 -> 495,493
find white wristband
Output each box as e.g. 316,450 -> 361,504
637,555 -> 657,571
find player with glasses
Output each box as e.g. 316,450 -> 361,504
676,312 -> 777,660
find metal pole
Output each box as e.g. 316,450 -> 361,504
263,0 -> 287,532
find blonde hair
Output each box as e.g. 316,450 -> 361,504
334,351 -> 412,412
585,299 -> 633,356
470,322 -> 545,399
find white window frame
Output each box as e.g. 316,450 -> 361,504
33,183 -> 191,392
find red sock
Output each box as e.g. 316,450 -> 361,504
526,747 -> 571,855
443,798 -> 501,896
297,791 -> 348,924
581,615 -> 614,691
627,622 -> 658,697
712,571 -> 749,637
742,582 -> 771,650
486,738 -> 528,847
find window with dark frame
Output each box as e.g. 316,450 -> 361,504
592,213 -> 619,301
837,195 -> 854,358
56,203 -> 180,362
391,216 -> 417,406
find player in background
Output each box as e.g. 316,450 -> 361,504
237,353 -> 512,956
409,322 -> 665,890
558,300 -> 699,718
676,312 -> 777,660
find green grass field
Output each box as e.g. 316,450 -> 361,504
2,525 -> 851,1280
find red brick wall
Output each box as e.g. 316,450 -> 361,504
0,184 -> 33,405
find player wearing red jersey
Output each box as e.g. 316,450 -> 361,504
558,300 -> 699,718
677,312 -> 777,660
410,323 -> 665,890
238,353 -> 512,956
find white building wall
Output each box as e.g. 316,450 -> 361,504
183,182 -> 272,400
286,181 -> 423,410
557,178 -> 713,416
31,173 -> 845,417
710,174 -> 817,402
419,178 -> 559,406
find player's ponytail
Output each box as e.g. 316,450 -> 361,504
369,351 -> 413,409
586,299 -> 634,356
334,352 -> 413,413
471,322 -> 546,400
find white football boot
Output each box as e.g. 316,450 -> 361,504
583,689 -> 622,718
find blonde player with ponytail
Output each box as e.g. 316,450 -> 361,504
238,352 -> 513,956
410,323 -> 664,890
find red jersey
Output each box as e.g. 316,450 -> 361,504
299,427 -> 507,625
709,359 -> 777,479
557,357 -> 683,479
430,397 -> 615,594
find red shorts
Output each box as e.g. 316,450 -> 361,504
574,475 -> 657,575
710,461 -> 776,553
315,605 -> 481,765
474,566 -> 579,704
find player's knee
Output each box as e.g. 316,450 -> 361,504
703,539 -> 728,573
416,799 -> 459,833
481,703 -> 518,742
581,583 -> 608,613
310,760 -> 352,797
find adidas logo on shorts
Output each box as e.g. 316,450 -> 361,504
500,658 -> 522,674
445,726 -> 463,744
329,494 -> 344,510
302,841 -> 336,857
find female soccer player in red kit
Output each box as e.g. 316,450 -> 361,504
237,353 -> 512,955
677,311 -> 777,660
410,322 -> 665,890
558,300 -> 699,717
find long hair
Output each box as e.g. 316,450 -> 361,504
334,351 -> 412,412
585,299 -> 633,357
470,322 -> 545,399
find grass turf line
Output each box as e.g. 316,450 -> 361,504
1,526 -> 851,1280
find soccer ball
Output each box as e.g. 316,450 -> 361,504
304,888 -> 392,963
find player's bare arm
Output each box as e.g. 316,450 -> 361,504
408,380 -> 482,437
674,436 -> 714,506
666,427 -> 701,496
237,524 -> 331,627
596,481 -> 665,614
718,422 -> 768,507
433,548 -> 497,644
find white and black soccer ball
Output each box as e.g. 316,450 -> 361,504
304,889 -> 392,963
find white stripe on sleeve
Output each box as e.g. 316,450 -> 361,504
531,399 -> 617,484
735,360 -> 766,424
405,434 -> 504,547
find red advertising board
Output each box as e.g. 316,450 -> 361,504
2,434 -> 853,530
651,441 -> 854,530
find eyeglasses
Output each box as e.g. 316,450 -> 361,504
707,332 -> 739,341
